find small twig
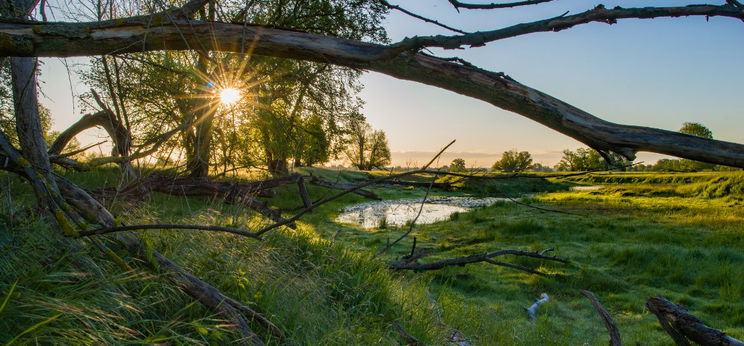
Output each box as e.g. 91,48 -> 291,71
505,195 -> 579,216
56,140 -> 107,158
253,140 -> 455,237
374,172 -> 438,258
79,224 -> 260,239
382,0 -> 468,34
388,248 -> 567,273
580,290 -> 622,346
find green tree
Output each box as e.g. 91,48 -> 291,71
679,122 -> 713,138
678,122 -> 715,171
555,148 -> 629,171
345,115 -> 391,170
449,158 -> 466,172
492,150 -> 533,172
81,0 -> 388,177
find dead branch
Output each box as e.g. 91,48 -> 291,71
381,0 -> 467,34
297,177 -> 312,209
388,248 -> 567,274
374,174 -> 438,259
3,12 -> 744,166
48,107 -> 134,177
131,174 -> 296,227
447,0 -> 555,10
2,144 -> 271,343
393,322 -> 426,346
646,296 -> 744,346
252,140 -> 456,237
580,290 -> 622,346
53,176 -> 272,345
78,223 -> 260,239
387,5 -> 744,53
306,175 -> 380,200
366,179 -> 452,191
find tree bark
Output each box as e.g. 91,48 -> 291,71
2,18 -> 741,167
646,296 -> 744,346
49,108 -> 135,177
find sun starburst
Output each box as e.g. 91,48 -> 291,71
219,88 -> 241,105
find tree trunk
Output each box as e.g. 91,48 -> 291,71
267,158 -> 289,176
10,57 -> 61,206
4,18 -> 744,167
186,3 -> 216,178
646,297 -> 744,346
49,109 -> 135,178
188,112 -> 214,177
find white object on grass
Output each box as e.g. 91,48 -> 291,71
525,293 -> 549,320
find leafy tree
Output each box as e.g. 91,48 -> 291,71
449,158 -> 466,172
678,122 -> 715,171
531,163 -> 553,172
344,115 -> 390,170
680,122 -> 713,138
555,148 -> 629,171
80,0 -> 388,176
492,149 -> 533,172
649,123 -> 715,171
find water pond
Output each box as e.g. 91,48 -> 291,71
335,196 -> 510,229
569,185 -> 604,191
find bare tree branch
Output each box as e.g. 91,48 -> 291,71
388,248 -> 567,273
252,140 -> 455,237
387,4 -> 744,54
2,8 -> 744,167
580,290 -> 622,346
78,223 -> 260,239
381,0 -> 467,34
177,0 -> 212,19
447,0 -> 555,11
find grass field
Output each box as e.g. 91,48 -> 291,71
1,168 -> 742,344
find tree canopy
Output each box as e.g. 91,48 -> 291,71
492,150 -> 533,172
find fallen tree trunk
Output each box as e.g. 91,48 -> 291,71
55,177 -> 275,345
2,12 -> 744,166
123,175 -> 296,228
388,247 -> 567,274
580,290 -> 622,346
305,175 -> 380,200
369,179 -> 452,191
646,296 -> 744,346
0,150 -> 279,344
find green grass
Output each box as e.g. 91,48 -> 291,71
1,168 -> 743,344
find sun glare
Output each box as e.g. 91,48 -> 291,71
219,88 -> 241,105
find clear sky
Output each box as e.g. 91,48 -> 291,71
38,0 -> 744,167
359,0 -> 744,166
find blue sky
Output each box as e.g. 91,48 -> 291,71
38,1 -> 744,166
359,0 -> 744,166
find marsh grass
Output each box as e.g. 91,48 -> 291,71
1,169 -> 743,344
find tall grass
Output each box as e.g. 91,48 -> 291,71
2,168 -> 743,344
